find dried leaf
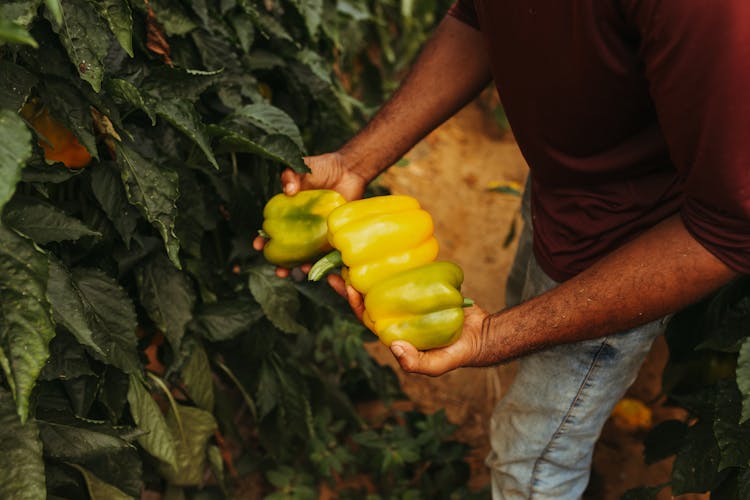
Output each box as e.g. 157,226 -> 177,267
144,0 -> 172,66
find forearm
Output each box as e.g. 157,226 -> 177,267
477,214 -> 738,364
340,15 -> 492,182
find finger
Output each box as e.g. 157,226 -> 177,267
252,235 -> 266,251
280,168 -> 301,195
327,274 -> 347,298
326,276 -> 364,320
275,267 -> 290,278
389,341 -> 463,377
345,285 -> 364,321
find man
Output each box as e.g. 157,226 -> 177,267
255,2 -> 750,498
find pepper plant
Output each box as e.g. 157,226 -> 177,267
624,277 -> 750,498
0,0 -> 473,498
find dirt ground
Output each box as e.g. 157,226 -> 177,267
366,93 -> 706,499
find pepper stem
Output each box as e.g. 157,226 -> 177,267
308,250 -> 343,282
257,229 -> 270,239
462,297 -> 475,308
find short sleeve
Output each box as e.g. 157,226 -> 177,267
626,1 -> 750,274
447,0 -> 479,29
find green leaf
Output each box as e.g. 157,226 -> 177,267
189,299 -> 263,342
135,253 -> 195,350
90,163 -> 139,246
256,358 -> 280,419
154,98 -> 219,169
45,0 -> 110,92
0,61 -> 36,111
69,463 -> 133,500
174,169 -> 213,257
46,259 -> 103,357
739,337 -> 750,423
158,405 -> 218,487
266,465 -> 295,487
671,419 -> 722,494
133,0 -> 196,36
39,331 -> 95,381
713,381 -> 750,470
95,0 -> 133,57
0,388 -> 46,500
296,48 -> 333,85
248,265 -> 308,335
265,467 -> 316,498
21,165 -> 83,184
229,13 -> 255,54
115,142 -> 181,268
106,79 -> 156,125
0,110 -> 32,214
238,1 -> 291,41
206,444 -> 224,486
215,130 -> 307,172
0,0 -> 43,27
256,354 -> 312,438
229,103 -> 305,150
336,0 -> 371,22
141,67 -> 219,102
180,341 -> 214,412
44,0 -> 63,25
294,281 -> 351,315
739,468 -> 750,499
0,224 -> 55,422
3,197 -> 101,244
127,376 -> 178,469
213,357 -> 258,421
76,447 -> 142,498
63,375 -> 99,417
38,418 -> 133,461
71,268 -> 141,376
97,366 -> 130,422
288,0 -> 322,39
0,18 -> 37,47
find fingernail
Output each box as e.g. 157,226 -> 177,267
283,182 -> 294,195
391,344 -> 404,357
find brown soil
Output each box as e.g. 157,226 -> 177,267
367,93 -> 707,500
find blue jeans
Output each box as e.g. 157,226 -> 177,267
486,187 -> 666,499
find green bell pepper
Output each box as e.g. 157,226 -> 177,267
362,261 -> 473,350
261,189 -> 346,268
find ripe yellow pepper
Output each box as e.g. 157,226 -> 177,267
363,262 -> 470,350
324,195 -> 439,294
308,194 -> 472,351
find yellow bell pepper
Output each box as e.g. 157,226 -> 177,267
324,195 -> 439,294
363,261 -> 471,350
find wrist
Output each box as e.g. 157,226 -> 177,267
337,144 -> 384,186
475,309 -> 516,366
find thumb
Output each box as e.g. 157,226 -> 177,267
280,168 -> 300,195
389,341 -> 460,377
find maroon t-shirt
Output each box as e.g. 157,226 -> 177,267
449,1 -> 750,282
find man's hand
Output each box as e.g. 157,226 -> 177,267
326,271 -> 488,378
327,273 -> 365,320
252,153 -> 368,278
388,304 -> 489,377
281,153 -> 367,201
